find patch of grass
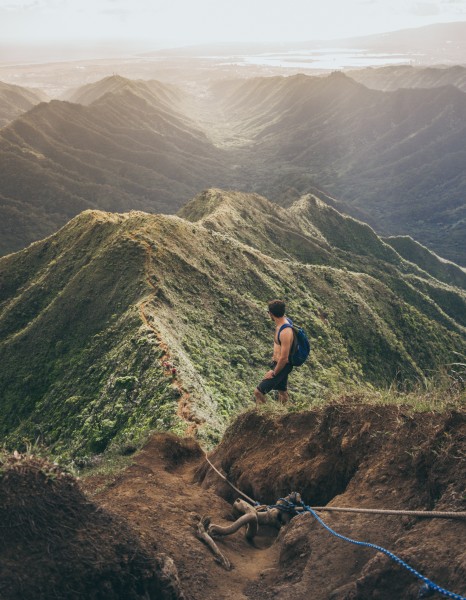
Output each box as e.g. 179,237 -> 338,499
78,453 -> 135,483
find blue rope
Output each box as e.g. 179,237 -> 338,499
269,499 -> 466,600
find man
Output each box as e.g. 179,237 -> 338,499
254,299 -> 295,405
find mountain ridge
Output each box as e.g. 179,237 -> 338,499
1,189 -> 464,461
348,64 -> 466,93
0,80 -> 47,128
211,73 -> 466,265
0,82 -> 229,256
1,72 -> 466,266
61,74 -> 183,108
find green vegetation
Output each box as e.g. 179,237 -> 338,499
2,73 -> 466,267
0,190 -> 464,464
0,76 -> 229,256
212,72 -> 466,265
384,235 -> 466,290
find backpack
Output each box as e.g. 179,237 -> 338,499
278,322 -> 311,367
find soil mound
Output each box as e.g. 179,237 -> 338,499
11,410 -> 463,600
81,433 -> 283,600
0,452 -> 184,600
79,412 -> 465,600
200,404 -> 466,599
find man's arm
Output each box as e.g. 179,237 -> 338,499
263,342 -> 280,379
273,327 -> 293,375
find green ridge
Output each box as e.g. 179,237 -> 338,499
0,191 -> 464,462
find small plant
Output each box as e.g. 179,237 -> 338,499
114,376 -> 139,390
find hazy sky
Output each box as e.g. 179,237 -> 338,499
1,0 -> 466,46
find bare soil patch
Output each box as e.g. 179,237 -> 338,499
3,404 -> 464,599
83,404 -> 466,599
202,404 -> 466,599
0,453 -> 183,600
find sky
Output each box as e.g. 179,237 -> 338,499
1,0 -> 466,47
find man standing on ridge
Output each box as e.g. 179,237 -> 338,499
254,299 -> 295,405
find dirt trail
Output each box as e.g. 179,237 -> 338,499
81,405 -> 466,600
81,434 -> 280,600
128,231 -> 198,434
77,233 -> 284,598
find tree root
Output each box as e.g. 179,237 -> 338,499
195,494 -> 299,568
209,500 -> 258,541
195,516 -> 231,570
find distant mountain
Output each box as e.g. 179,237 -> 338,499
212,72 -> 466,265
348,65 -> 466,93
61,74 -> 184,109
340,21 -> 466,64
0,189 -> 464,459
0,80 -> 47,128
0,76 -> 228,256
2,73 -> 466,266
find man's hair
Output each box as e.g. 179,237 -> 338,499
268,299 -> 286,318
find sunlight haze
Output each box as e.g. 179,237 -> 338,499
1,0 -> 466,47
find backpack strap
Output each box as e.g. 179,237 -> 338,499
277,323 -> 293,345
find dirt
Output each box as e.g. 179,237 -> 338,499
0,452 -> 183,600
201,404 -> 466,600
78,403 -> 465,600
80,434 -> 280,600
3,404 -> 465,599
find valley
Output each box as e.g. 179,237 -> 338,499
1,68 -> 466,264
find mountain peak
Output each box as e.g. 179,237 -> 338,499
291,193 -> 327,212
61,75 -> 182,108
61,75 -> 140,105
0,80 -> 48,128
178,188 -> 282,224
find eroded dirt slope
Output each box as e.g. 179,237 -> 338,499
81,404 -> 465,600
81,434 -> 279,600
0,453 -> 183,600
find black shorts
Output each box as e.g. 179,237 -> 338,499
257,362 -> 293,395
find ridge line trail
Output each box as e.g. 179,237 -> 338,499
82,231 -> 282,599
127,230 -> 197,434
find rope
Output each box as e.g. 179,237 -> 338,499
203,455 -> 466,520
296,506 -> 466,520
203,455 -> 465,597
272,498 -> 466,600
203,452 -> 257,506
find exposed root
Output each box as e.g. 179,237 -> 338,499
195,495 -> 298,568
209,511 -> 258,541
196,516 -> 231,570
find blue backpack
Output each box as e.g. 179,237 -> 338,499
278,321 -> 311,367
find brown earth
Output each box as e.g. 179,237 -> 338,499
0,452 -> 184,600
77,403 -> 466,600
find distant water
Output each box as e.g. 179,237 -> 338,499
220,48 -> 413,70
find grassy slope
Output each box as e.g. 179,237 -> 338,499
0,78 -> 228,256
0,190 -> 464,461
213,72 -> 466,265
0,80 -> 47,128
384,234 -> 466,290
0,211 -> 183,461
